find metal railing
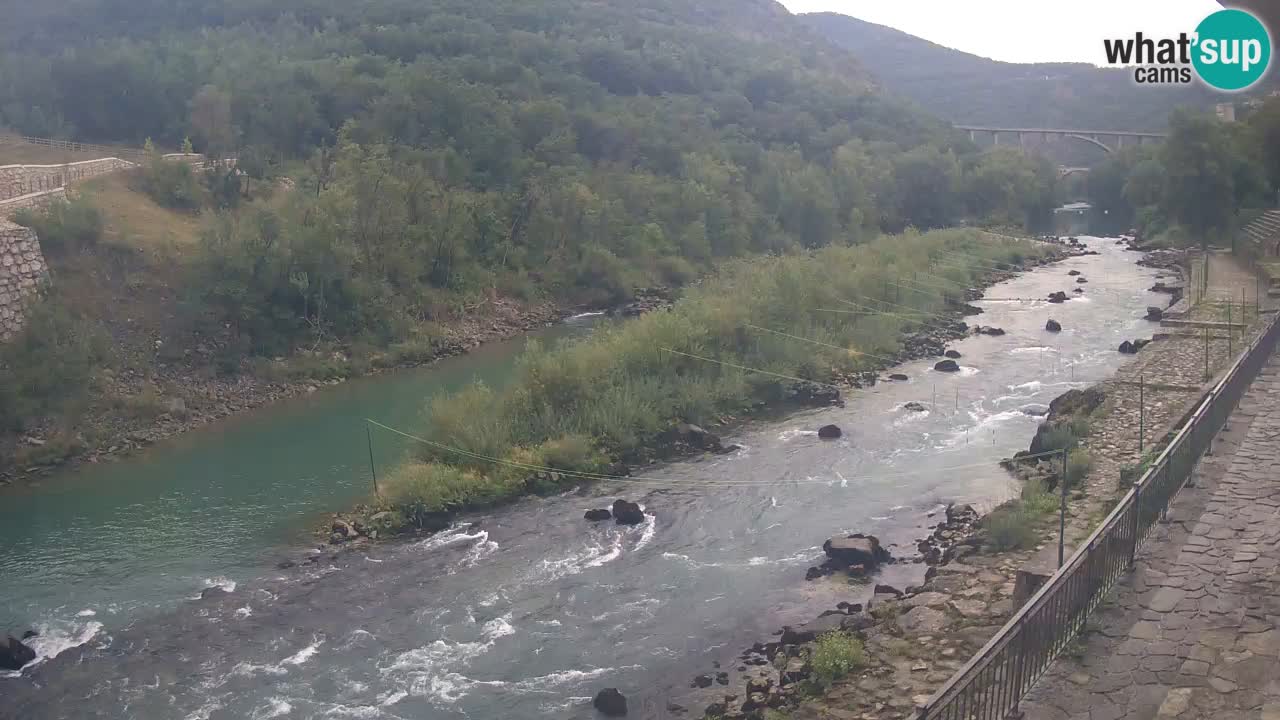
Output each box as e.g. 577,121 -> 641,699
917,307 -> 1280,719
0,133 -> 151,160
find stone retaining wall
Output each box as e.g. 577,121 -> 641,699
0,157 -> 135,203
0,219 -> 48,340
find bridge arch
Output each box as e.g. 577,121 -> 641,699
1064,134 -> 1113,154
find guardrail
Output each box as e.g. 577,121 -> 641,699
916,306 -> 1280,719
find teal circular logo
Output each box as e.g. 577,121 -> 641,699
1193,9 -> 1271,91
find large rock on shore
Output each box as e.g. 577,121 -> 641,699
593,688 -> 628,716
822,534 -> 891,568
1027,387 -> 1106,459
611,499 -> 645,525
788,381 -> 843,407
0,636 -> 36,671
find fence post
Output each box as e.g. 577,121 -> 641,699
1204,327 -> 1210,382
1058,448 -> 1069,569
1130,481 -> 1141,564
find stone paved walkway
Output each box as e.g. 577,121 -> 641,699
1021,349 -> 1280,720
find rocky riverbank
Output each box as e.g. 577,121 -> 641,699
678,247 -> 1272,720
0,298 -> 563,484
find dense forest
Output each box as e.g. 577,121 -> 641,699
0,0 -> 1062,356
800,13 -> 1216,133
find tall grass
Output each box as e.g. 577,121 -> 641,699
380,229 -> 1049,520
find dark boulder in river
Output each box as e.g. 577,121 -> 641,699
1145,306 -> 1164,321
888,373 -> 909,381
1076,277 -> 1089,284
593,688 -> 628,716
934,359 -> 960,373
975,326 -> 1006,336
200,586 -> 230,600
0,635 -> 36,670
903,402 -> 927,413
611,499 -> 645,525
584,509 -> 612,522
823,533 -> 891,568
1068,270 -> 1081,276
1048,291 -> 1069,303
817,424 -> 842,439
1045,319 -> 1062,332
944,349 -> 962,359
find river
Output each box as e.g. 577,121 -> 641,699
2,237 -> 1165,719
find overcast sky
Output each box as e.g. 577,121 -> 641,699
778,0 -> 1226,65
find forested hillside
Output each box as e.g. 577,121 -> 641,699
800,12 -> 1215,132
0,0 -> 1059,351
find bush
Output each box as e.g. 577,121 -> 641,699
655,255 -> 698,287
133,158 -> 204,211
810,632 -> 865,688
0,299 -> 108,431
1021,478 -> 1060,516
1065,449 -> 1093,488
13,197 -> 103,254
984,505 -> 1039,552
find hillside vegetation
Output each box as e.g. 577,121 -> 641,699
800,13 -> 1214,133
0,0 -> 1066,470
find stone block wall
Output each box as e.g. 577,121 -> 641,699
0,219 -> 48,340
0,157 -> 135,203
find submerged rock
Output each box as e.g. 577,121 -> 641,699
611,499 -> 645,525
0,636 -> 36,671
593,688 -> 628,716
934,359 -> 960,373
1045,319 -> 1062,333
584,508 -> 612,522
817,424 -> 842,440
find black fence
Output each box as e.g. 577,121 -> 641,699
916,307 -> 1280,719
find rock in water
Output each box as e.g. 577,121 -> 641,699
975,326 -> 1006,336
944,349 -> 962,359
902,402 -> 927,412
822,534 -> 891,568
1068,270 -> 1081,276
934,359 -> 960,373
1045,319 -> 1062,333
817,424 -> 842,440
1076,277 -> 1088,284
20,630 -> 38,640
611,499 -> 645,525
1047,291 -> 1069,304
1145,306 -> 1164,321
584,509 -> 612,522
888,373 -> 909,381
0,636 -> 36,671
593,688 -> 628,716
200,586 -> 230,600
1118,340 -> 1137,354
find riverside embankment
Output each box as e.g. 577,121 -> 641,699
2,236 -> 1172,720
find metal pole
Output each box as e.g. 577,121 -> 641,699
1139,374 -> 1145,455
1229,301 -> 1233,358
1204,326 -> 1210,382
1058,448 -> 1069,569
366,423 -> 379,496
